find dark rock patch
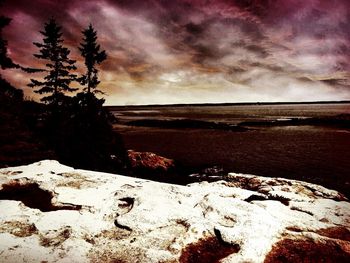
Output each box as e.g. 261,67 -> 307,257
244,194 -> 268,202
175,219 -> 191,230
117,197 -> 135,214
0,181 -> 81,212
39,228 -> 71,247
118,197 -> 134,208
266,194 -> 290,206
244,193 -> 290,206
316,226 -> 350,241
114,220 -> 132,232
128,150 -> 175,172
290,206 -> 313,216
285,226 -> 304,233
264,238 -> 350,263
189,166 -> 228,182
179,235 -> 240,263
0,221 -> 38,237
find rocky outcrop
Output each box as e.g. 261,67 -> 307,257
0,160 -> 349,262
127,150 -> 175,173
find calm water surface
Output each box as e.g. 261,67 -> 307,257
112,103 -> 350,197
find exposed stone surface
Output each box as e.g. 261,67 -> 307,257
189,166 -> 227,182
0,160 -> 349,262
127,150 -> 175,172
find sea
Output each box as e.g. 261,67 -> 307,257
111,103 -> 350,197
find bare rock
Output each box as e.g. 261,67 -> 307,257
127,150 -> 175,172
0,160 -> 349,262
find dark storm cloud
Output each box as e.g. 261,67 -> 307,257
2,0 -> 79,33
185,23 -> 204,35
1,0 -> 350,104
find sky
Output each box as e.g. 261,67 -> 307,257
1,0 -> 350,105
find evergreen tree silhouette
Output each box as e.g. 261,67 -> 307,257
0,0 -> 42,74
0,1 -> 17,71
79,24 -> 106,95
28,19 -> 77,107
0,0 -> 24,102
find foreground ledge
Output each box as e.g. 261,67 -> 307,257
0,160 -> 349,262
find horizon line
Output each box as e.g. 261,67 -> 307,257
105,100 -> 350,108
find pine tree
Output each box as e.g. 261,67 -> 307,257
79,24 -> 107,95
28,19 -> 77,106
0,1 -> 23,102
0,0 -> 42,74
0,6 -> 17,70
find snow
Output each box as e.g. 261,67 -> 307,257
0,160 -> 349,262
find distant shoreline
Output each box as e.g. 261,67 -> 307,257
106,100 -> 350,109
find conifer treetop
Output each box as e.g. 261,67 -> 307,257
28,18 -> 77,104
79,24 -> 107,95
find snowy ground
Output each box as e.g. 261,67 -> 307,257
0,160 -> 349,262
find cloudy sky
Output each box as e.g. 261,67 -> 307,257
1,0 -> 350,105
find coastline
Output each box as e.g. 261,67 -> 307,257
112,107 -> 350,199
106,100 -> 350,109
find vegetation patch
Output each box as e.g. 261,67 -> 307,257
264,238 -> 350,263
179,236 -> 240,263
56,178 -> 96,189
0,171 -> 23,176
39,228 -> 71,247
57,172 -> 88,180
0,221 -> 38,237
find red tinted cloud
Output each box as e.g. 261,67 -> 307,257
1,0 -> 349,104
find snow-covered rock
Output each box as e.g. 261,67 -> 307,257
0,160 -> 349,262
